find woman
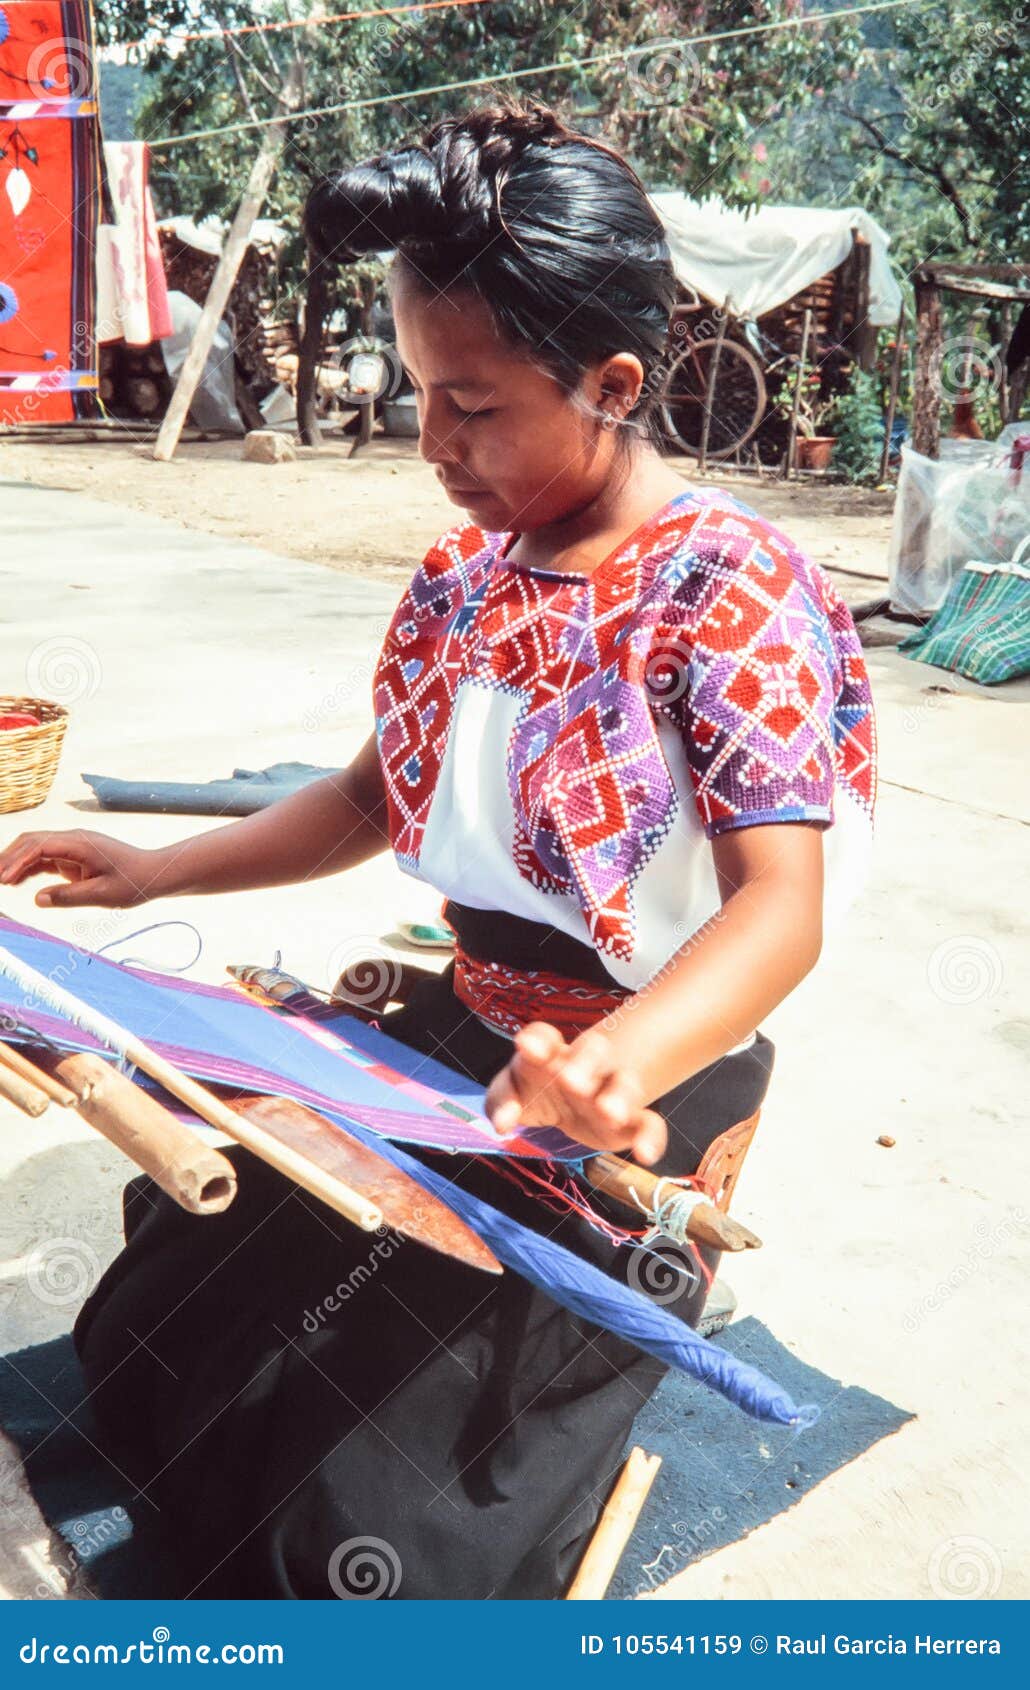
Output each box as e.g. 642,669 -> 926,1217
0,99 -> 876,1598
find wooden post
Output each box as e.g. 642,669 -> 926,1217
566,1448 -> 662,1599
879,300 -> 906,483
912,272 -> 943,460
999,302 -> 1012,422
297,245 -> 328,448
153,54 -> 304,462
785,307 -> 813,479
698,299 -> 729,474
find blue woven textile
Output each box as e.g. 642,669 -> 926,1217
0,915 -> 818,1428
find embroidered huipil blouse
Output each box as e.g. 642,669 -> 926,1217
373,488 -> 877,1037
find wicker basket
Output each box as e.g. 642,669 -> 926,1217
0,696 -> 69,814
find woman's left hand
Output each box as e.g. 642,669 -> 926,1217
484,1022 -> 667,1165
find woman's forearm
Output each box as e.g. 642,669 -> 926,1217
144,734 -> 389,899
591,827 -> 825,1104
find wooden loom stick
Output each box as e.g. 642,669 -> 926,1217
0,1058 -> 50,1118
0,1038 -> 79,1106
566,1446 -> 662,1600
28,1048 -> 238,1217
583,1153 -> 761,1253
0,944 -> 382,1233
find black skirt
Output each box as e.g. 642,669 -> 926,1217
74,967 -> 774,1599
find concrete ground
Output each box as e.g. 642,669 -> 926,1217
1,478 -> 1027,1600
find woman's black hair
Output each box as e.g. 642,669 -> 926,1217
304,95 -> 677,446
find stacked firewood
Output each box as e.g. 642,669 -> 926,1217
262,317 -> 301,391
158,227 -> 280,389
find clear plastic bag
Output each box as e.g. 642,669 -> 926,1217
888,437 -> 1030,616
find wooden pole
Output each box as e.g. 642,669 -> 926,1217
583,1153 -> 761,1252
0,943 -> 382,1233
0,1061 -> 49,1117
912,272 -> 943,459
785,306 -> 813,479
0,1038 -> 77,1106
29,1048 -> 238,1216
879,300 -> 906,483
566,1447 -> 662,1599
999,302 -> 1012,422
698,299 -> 729,474
153,54 -> 305,462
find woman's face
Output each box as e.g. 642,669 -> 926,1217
391,261 -> 641,534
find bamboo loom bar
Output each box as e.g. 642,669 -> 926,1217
28,1047 -> 238,1217
566,1446 -> 662,1599
0,1057 -> 50,1117
0,1038 -> 78,1106
0,944 -> 383,1234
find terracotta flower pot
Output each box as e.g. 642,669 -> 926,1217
797,435 -> 837,471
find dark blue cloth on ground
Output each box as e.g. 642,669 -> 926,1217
609,1318 -> 914,1597
81,762 -> 340,816
0,1336 -> 185,1598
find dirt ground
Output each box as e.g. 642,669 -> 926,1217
0,432 -> 894,595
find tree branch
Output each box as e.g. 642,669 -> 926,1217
842,106 -> 974,242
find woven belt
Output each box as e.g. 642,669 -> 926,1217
452,949 -> 631,1039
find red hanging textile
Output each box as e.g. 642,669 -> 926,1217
0,0 -> 101,423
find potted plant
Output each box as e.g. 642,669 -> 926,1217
774,372 -> 838,470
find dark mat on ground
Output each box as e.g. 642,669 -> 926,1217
0,1336 -> 186,1598
609,1316 -> 913,1598
1,1320 -> 910,1600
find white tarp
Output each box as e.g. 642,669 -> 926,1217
649,194 -> 903,327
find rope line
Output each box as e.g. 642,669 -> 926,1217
144,1 -> 932,150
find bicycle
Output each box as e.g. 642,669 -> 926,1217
660,291 -> 783,460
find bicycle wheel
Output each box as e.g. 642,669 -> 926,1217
661,339 -> 768,459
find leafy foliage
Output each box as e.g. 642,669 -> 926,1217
94,0 -> 868,302
831,369 -> 884,483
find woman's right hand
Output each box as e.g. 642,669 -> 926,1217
0,830 -> 162,909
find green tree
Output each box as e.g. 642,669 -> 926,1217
759,0 -> 1028,271
95,0 -> 869,267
